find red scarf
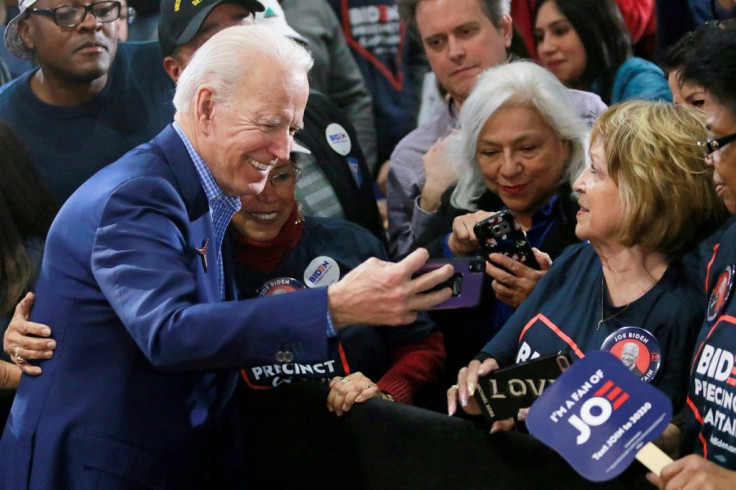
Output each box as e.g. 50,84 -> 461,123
232,202 -> 304,273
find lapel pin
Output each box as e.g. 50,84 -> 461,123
195,238 -> 209,273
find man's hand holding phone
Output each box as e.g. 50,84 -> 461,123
413,258 -> 486,310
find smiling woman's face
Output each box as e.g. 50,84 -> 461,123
230,162 -> 298,242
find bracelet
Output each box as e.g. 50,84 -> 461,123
380,392 -> 395,402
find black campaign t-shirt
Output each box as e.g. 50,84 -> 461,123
481,243 -> 704,410
687,222 -> 736,468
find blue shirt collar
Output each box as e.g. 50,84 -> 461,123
172,121 -> 241,213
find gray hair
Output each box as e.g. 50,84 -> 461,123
450,60 -> 589,211
173,25 -> 314,114
398,0 -> 511,38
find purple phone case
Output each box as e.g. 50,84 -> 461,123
415,259 -> 485,309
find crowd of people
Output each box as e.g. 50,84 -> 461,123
1,0 -> 736,488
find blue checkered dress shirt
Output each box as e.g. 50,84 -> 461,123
173,123 -> 241,301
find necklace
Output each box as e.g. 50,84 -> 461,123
597,274 -> 631,330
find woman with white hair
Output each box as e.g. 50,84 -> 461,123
415,61 -> 589,385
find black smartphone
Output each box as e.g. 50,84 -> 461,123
474,353 -> 571,422
414,258 -> 486,310
473,210 -> 540,270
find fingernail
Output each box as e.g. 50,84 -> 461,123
467,382 -> 475,396
46,341 -> 55,349
41,328 -> 51,336
448,406 -> 455,417
460,395 -> 467,407
44,351 -> 53,359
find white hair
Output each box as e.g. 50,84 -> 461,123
493,0 -> 512,18
173,25 -> 314,114
449,60 -> 589,211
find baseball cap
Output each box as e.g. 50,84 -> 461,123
254,0 -> 307,46
4,0 -> 40,60
158,0 -> 265,56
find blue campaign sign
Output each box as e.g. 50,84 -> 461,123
526,350 -> 672,482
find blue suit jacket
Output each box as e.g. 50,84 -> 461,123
0,125 -> 330,489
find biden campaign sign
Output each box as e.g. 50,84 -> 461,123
526,351 -> 672,481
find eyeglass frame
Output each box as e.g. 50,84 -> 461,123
25,1 -> 122,28
267,164 -> 302,188
699,132 -> 736,156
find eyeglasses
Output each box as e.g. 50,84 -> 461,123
26,1 -> 122,28
699,132 -> 736,156
267,166 -> 301,188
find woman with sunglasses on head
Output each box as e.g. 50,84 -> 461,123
228,155 -> 445,485
533,0 -> 671,104
228,156 -> 444,411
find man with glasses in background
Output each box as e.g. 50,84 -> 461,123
0,0 -> 175,204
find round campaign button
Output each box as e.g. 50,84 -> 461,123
258,277 -> 306,297
303,256 -> 341,288
600,326 -> 661,383
707,265 -> 735,323
325,123 -> 352,156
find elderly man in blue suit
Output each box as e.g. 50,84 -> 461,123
0,25 -> 452,489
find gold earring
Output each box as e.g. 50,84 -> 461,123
294,200 -> 305,225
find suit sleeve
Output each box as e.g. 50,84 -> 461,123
91,176 -> 329,371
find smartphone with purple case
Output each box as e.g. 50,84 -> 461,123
414,258 -> 486,310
